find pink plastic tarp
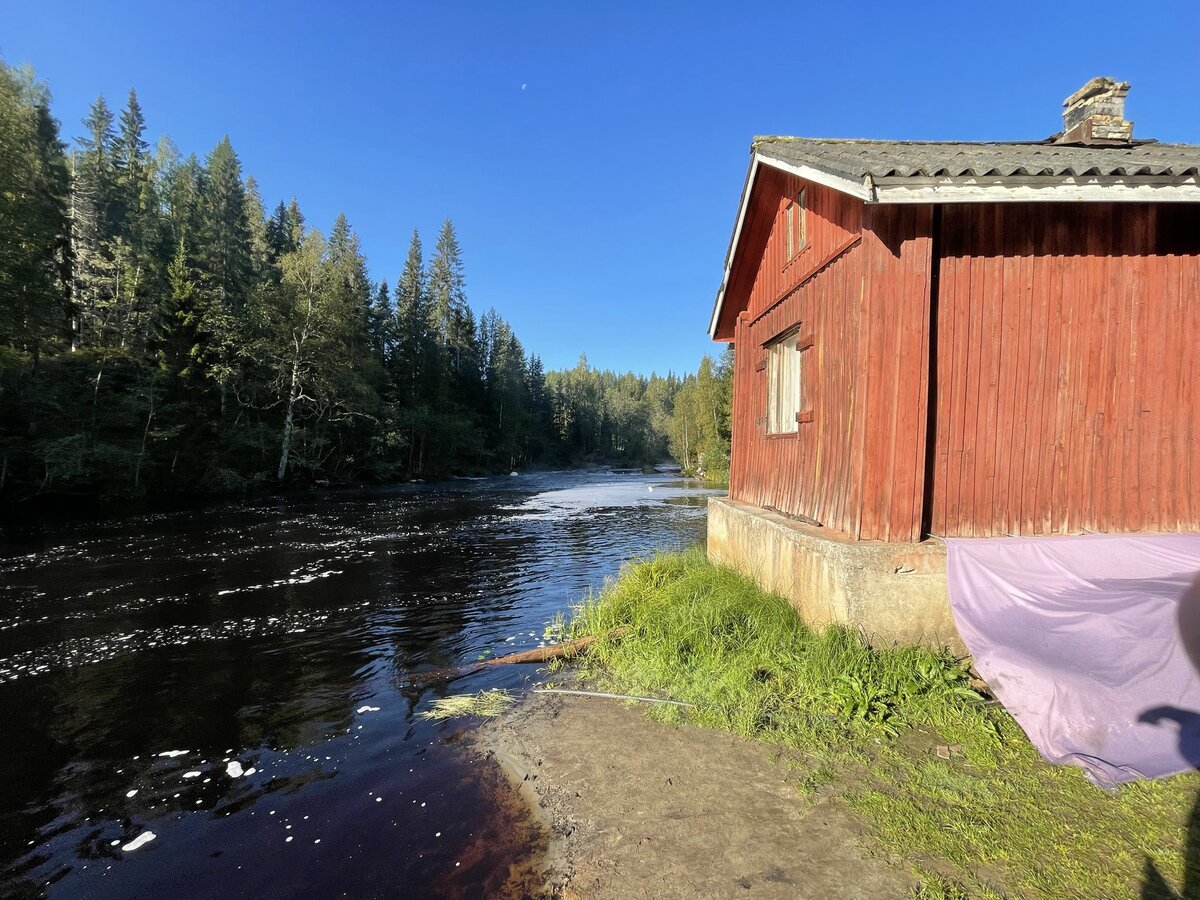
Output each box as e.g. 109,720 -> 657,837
945,534 -> 1200,789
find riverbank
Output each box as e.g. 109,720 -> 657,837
479,550 -> 1200,898
475,688 -> 910,898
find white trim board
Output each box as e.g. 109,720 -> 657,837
752,152 -> 874,201
872,174 -> 1200,203
708,155 -> 760,338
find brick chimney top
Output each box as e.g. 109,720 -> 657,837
1055,77 -> 1133,145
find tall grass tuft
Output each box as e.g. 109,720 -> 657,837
567,548 -> 991,757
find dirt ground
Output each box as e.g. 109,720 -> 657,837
472,691 -> 914,899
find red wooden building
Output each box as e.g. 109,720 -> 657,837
710,79 -> 1200,546
705,79 -> 1200,647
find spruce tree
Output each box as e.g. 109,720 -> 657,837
198,135 -> 251,308
426,218 -> 465,345
113,88 -> 149,237
0,64 -> 70,356
394,228 -> 428,403
243,176 -> 271,283
196,136 -> 252,410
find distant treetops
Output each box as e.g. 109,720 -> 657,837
0,60 -> 729,500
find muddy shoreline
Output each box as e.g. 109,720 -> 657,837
471,691 -> 913,899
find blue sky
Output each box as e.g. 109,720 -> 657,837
3,1 -> 1197,375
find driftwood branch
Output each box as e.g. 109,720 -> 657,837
407,627 -> 629,685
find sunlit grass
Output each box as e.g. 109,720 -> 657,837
562,548 -> 1200,898
418,689 -> 517,721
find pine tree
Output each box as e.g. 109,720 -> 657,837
159,237 -> 202,381
108,89 -> 158,355
0,64 -> 71,357
198,135 -> 251,308
266,200 -> 293,262
427,218 -> 465,345
368,280 -> 395,367
243,176 -> 271,283
394,228 -> 428,403
156,143 -> 203,255
286,198 -> 304,247
196,136 -> 252,410
113,88 -> 149,237
71,95 -> 120,349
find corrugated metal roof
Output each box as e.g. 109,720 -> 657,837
753,137 -> 1200,179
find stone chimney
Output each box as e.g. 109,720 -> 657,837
1055,77 -> 1133,145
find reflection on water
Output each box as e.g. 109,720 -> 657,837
0,470 -> 720,898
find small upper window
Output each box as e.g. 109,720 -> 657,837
785,189 -> 807,260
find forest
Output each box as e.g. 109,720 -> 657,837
0,61 -> 732,503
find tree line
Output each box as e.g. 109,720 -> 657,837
0,61 -> 732,502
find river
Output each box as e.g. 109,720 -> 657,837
0,469 -> 720,898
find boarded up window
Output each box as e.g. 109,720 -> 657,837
766,330 -> 803,434
785,189 -> 807,260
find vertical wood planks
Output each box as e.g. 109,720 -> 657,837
929,202 -> 1200,537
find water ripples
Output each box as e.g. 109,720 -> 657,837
0,470 -> 721,897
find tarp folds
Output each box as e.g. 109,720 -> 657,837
945,534 -> 1200,789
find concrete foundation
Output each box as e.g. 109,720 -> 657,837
707,497 -> 964,655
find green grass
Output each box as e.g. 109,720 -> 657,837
561,548 -> 1200,899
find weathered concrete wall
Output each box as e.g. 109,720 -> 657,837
707,497 -> 964,655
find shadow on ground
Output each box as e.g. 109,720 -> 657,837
1142,573 -> 1200,899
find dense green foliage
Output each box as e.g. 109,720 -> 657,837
0,62 -> 733,500
663,351 -> 732,482
563,550 -> 1200,899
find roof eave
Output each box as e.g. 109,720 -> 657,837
753,151 -> 875,201
708,154 -> 761,340
708,152 -> 1200,342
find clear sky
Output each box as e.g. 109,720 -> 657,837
3,1 -> 1197,375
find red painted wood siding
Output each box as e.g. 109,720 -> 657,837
728,178 -> 934,541
744,176 -> 863,320
929,203 -> 1200,537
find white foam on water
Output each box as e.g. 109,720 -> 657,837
121,832 -> 155,852
226,761 -> 244,778
125,789 -> 137,798
356,705 -> 380,714
182,771 -> 200,779
157,750 -> 188,758
0,603 -> 362,683
504,480 -> 719,521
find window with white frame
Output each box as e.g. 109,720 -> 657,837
766,329 -> 806,434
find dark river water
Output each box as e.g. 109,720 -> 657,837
0,470 -> 719,898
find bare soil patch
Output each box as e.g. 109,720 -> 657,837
473,692 -> 913,899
